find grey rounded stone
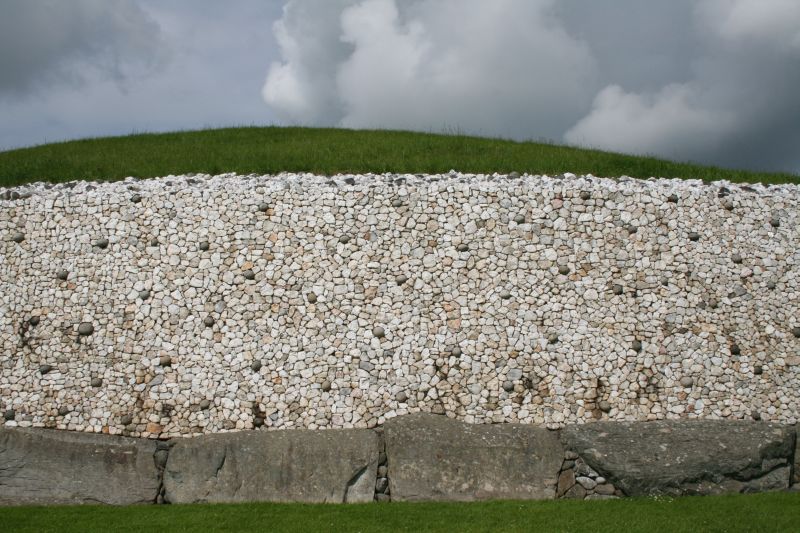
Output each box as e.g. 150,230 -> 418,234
791,327 -> 800,338
29,316 -> 40,326
56,269 -> 69,281
708,298 -> 718,309
149,238 -> 159,247
667,193 -> 679,203
372,326 -> 385,338
203,316 -> 215,328
257,202 -> 269,212
731,253 -> 743,264
396,391 -> 408,403
120,414 -> 134,425
375,478 -> 389,493
625,224 -> 638,235
3,410 -> 15,421
558,265 -> 570,275
307,292 -> 317,303
680,376 -> 694,388
11,231 -> 25,243
456,243 -> 469,252
450,346 -> 462,357
502,380 -> 515,392
94,238 -> 109,249
499,290 -> 512,300
159,355 -> 172,367
513,214 -> 526,224
722,199 -> 734,211
767,281 -> 777,290
138,290 -> 151,300
199,399 -> 212,410
154,448 -> 169,469
598,400 -> 612,413
250,360 -> 262,372
688,232 -> 700,242
508,171 -> 520,179
754,364 -> 763,375
378,465 -> 388,477
396,274 -> 408,285
243,269 -> 256,280
77,322 -> 94,336
58,406 -> 70,417
632,340 -> 642,352
130,194 -> 142,203
321,380 -> 332,392
770,217 -> 780,228
612,284 -> 624,295
199,241 -> 210,251
580,191 -> 591,201
39,364 -> 53,375
253,417 -> 265,428
339,235 -> 351,244
751,410 -> 762,421
547,333 -> 559,344
391,199 -> 404,208
90,377 -> 103,387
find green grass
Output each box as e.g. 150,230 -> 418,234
0,126 -> 797,187
1,493 -> 798,533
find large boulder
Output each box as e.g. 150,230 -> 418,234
384,412 -> 563,501
163,428 -> 380,503
0,428 -> 159,505
561,420 -> 795,496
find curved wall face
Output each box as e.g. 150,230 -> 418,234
1,173 -> 798,438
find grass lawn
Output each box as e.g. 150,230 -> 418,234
1,493 -> 798,533
0,126 -> 797,187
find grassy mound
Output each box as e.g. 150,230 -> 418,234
0,126 -> 797,186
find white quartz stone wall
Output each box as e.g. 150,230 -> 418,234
1,172 -> 798,438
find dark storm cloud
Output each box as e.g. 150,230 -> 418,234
0,0 -> 283,151
564,0 -> 800,173
264,0 -> 800,173
0,0 -> 165,97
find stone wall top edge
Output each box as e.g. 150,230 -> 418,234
1,172 -> 798,199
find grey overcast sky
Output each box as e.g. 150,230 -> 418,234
1,0 -> 799,174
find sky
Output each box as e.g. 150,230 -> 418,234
1,0 -> 799,174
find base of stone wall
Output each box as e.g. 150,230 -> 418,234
1,414 -> 797,505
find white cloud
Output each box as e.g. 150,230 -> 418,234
565,84 -> 735,160
262,0 -> 356,125
263,0 -> 597,140
699,0 -> 800,51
